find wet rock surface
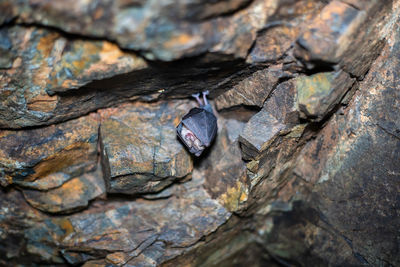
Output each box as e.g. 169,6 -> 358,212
0,0 -> 399,266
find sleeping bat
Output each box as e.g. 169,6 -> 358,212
176,91 -> 218,157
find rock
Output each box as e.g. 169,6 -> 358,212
99,101 -> 193,195
0,25 -> 248,129
262,12 -> 400,266
294,0 -> 390,77
0,26 -> 146,129
263,79 -> 299,124
1,0 -> 273,61
215,67 -> 281,110
295,70 -> 354,121
203,117 -> 249,212
239,111 -> 285,161
22,166 -> 105,214
246,0 -> 324,64
238,79 -> 299,161
59,168 -> 230,265
0,113 -> 99,188
0,189 -> 66,264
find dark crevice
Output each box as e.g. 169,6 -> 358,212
182,0 -> 254,23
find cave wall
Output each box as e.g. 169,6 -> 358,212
0,0 -> 399,266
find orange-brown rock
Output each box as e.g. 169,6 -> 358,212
99,101 -> 193,195
215,67 -> 281,110
0,114 -> 99,188
294,0 -> 390,76
22,167 -> 105,213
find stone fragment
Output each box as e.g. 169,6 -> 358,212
0,114 -> 99,188
99,101 -> 193,195
294,0 -> 390,76
239,111 -> 285,161
238,79 -> 299,161
246,0 -> 324,64
268,16 -> 400,266
57,169 -> 230,265
295,71 -> 354,121
0,26 -> 146,128
22,167 -> 105,214
263,80 -> 299,124
0,189 -> 66,264
215,67 -> 281,110
203,117 -> 249,212
1,0 -> 274,61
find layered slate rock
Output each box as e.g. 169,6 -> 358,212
99,101 -> 193,195
203,115 -> 249,212
258,11 -> 400,266
246,0 -> 324,64
22,167 -> 105,214
239,79 -> 299,161
0,167 -> 231,266
60,171 -> 230,265
215,67 -> 281,110
1,0 -> 273,61
296,70 -> 354,121
0,26 -> 146,129
294,0 -> 390,76
0,114 -> 99,188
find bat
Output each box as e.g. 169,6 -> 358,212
176,91 -> 218,157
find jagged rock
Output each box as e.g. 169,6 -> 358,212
294,0 -> 390,76
99,101 -> 193,195
1,0 -> 273,61
0,0 -> 399,266
22,167 -> 105,214
238,79 -> 298,161
296,70 -> 354,121
261,13 -> 400,266
0,114 -> 99,188
215,67 -> 281,110
0,189 -> 65,265
246,0 -> 324,64
239,111 -> 285,161
57,169 -> 230,265
202,116 -> 249,212
0,26 -> 146,129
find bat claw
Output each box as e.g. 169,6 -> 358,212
202,90 -> 209,106
192,93 -> 203,105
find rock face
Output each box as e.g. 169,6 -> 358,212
0,0 -> 399,266
99,101 -> 193,195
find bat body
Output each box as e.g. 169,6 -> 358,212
177,92 -> 217,156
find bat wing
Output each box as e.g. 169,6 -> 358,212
182,107 -> 217,147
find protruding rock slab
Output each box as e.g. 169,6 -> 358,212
59,169 -> 231,265
1,0 -> 273,61
0,114 -> 99,188
265,15 -> 400,266
215,67 -> 281,110
202,116 -> 249,212
296,71 -> 354,121
246,0 -> 324,64
99,101 -> 193,195
0,26 -> 146,129
22,167 -> 105,214
294,0 -> 390,76
239,111 -> 285,161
